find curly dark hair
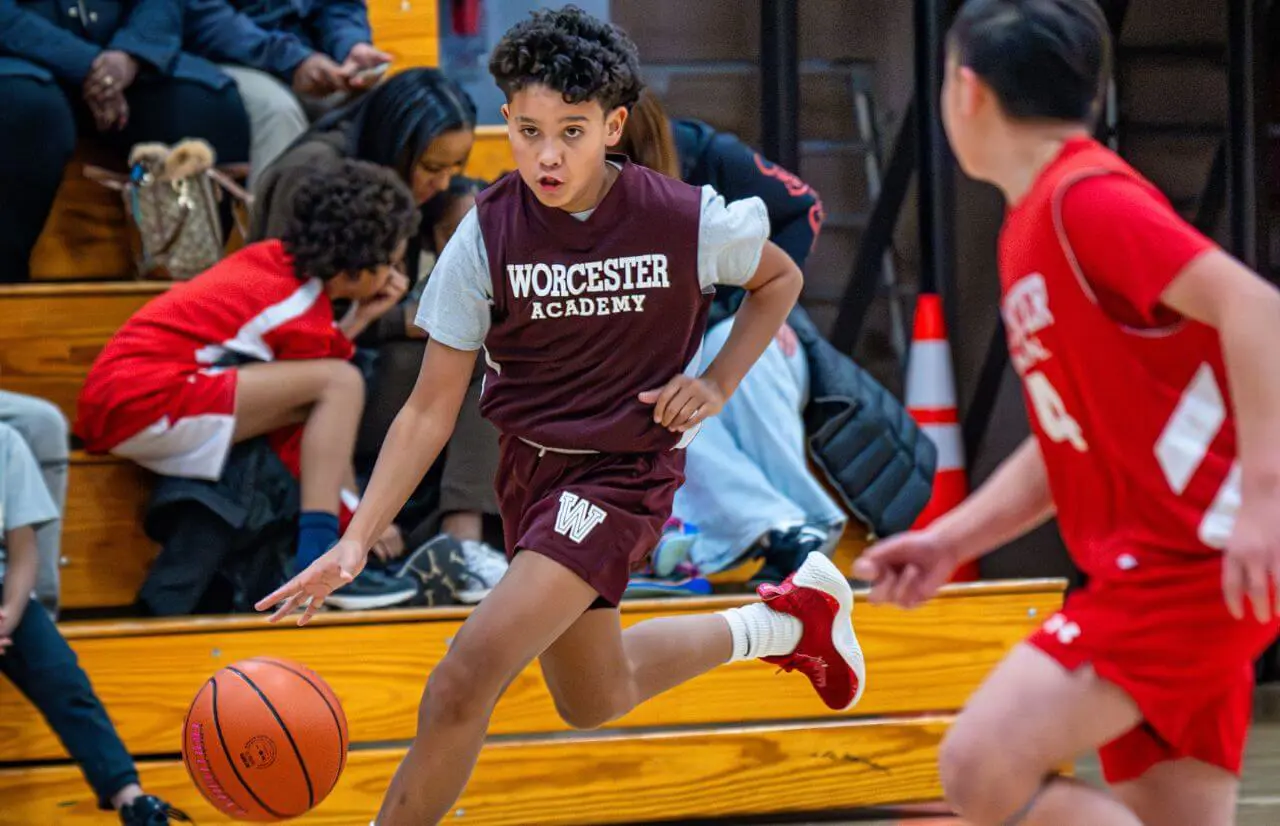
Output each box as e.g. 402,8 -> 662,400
280,159 -> 419,282
489,5 -> 643,112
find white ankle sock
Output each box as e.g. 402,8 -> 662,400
719,602 -> 803,662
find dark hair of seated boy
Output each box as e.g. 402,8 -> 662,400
76,159 -> 422,610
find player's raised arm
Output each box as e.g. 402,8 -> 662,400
1159,251 -> 1280,621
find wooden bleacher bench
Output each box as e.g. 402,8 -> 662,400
0,582 -> 1067,823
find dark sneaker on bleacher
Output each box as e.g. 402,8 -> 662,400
394,534 -> 470,606
120,795 -> 191,825
325,567 -> 418,611
748,523 -> 833,589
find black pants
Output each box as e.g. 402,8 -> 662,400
0,69 -> 250,282
1,596 -> 137,808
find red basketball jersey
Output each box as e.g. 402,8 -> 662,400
998,137 -> 1236,581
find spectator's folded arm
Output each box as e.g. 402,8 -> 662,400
0,0 -> 102,83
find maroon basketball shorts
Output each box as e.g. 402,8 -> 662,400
496,435 -> 686,607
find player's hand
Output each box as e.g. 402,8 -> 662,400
255,539 -> 368,626
852,529 -> 959,609
639,375 -> 725,432
1222,496 -> 1280,623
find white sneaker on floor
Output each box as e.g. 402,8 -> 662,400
457,540 -> 509,603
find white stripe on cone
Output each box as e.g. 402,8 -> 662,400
921,423 -> 965,472
905,340 -> 958,410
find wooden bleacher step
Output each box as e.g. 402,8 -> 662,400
0,282 -> 169,421
0,717 -> 952,825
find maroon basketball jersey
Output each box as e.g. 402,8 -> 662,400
475,157 -> 711,453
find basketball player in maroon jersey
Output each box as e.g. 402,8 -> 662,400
256,7 -> 865,824
854,2 -> 1280,825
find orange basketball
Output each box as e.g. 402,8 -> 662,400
181,657 -> 349,822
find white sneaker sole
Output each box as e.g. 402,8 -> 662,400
792,551 -> 867,710
326,586 -> 418,611
456,588 -> 493,604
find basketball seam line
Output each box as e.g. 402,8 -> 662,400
211,676 -> 287,819
227,665 -> 317,810
184,680 -> 253,818
249,657 -> 348,782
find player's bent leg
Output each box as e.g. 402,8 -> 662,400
538,605 -> 732,730
939,644 -> 1144,826
375,551 -> 598,826
538,551 -> 866,729
1111,758 -> 1238,826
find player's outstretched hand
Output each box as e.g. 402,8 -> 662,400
639,375 -> 725,432
1222,497 -> 1280,623
852,529 -> 958,609
255,539 -> 369,626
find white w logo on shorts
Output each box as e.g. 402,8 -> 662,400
554,492 -> 607,543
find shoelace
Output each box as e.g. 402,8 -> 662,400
773,652 -> 830,688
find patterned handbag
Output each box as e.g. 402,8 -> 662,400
85,139 -> 252,281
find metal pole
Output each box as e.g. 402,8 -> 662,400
760,0 -> 800,171
914,0 -> 956,316
1226,0 -> 1259,268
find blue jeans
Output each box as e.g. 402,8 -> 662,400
1,595 -> 137,808
673,319 -> 846,573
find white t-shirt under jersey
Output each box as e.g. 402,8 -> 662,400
416,184 -> 770,351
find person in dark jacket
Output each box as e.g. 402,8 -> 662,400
619,89 -> 847,582
183,0 -> 392,183
0,0 -> 250,282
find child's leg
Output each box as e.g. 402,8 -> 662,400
537,607 -> 733,729
232,359 -> 364,514
1111,759 -> 1237,826
376,551 -> 599,826
938,644 -> 1144,825
539,551 -> 863,728
0,597 -> 139,809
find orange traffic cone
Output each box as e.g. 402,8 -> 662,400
906,294 -> 980,582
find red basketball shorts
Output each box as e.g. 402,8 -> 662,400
1028,552 -> 1279,783
496,435 -> 685,607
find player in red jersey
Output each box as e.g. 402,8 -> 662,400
854,2 -> 1280,825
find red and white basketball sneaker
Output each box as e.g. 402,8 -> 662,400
757,551 -> 865,711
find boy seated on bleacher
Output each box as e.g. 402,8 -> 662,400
0,422 -> 188,825
75,159 -> 422,610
